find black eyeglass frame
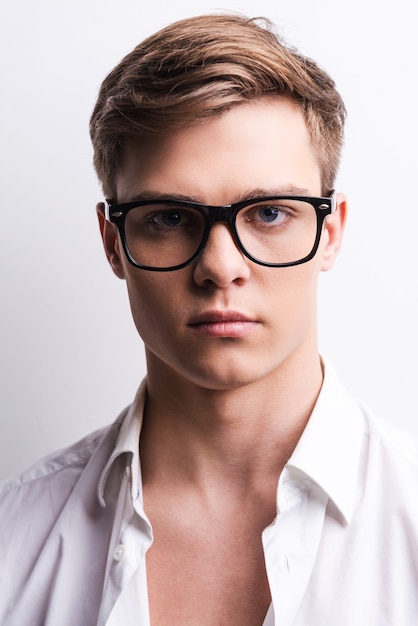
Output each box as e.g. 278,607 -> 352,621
105,192 -> 336,271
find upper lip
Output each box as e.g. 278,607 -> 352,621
188,310 -> 255,325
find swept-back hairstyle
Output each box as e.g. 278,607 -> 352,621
90,14 -> 346,198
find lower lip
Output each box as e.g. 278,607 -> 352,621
188,321 -> 258,337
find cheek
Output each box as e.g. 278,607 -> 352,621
124,273 -> 179,341
266,262 -> 319,308
262,264 -> 320,344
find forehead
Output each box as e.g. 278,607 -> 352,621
116,98 -> 322,204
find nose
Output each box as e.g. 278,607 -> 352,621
193,222 -> 251,288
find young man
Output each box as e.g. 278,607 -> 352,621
1,14 -> 417,626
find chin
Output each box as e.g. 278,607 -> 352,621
181,359 -> 275,391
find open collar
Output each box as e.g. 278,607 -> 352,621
97,379 -> 147,508
286,358 -> 364,525
97,360 -> 364,524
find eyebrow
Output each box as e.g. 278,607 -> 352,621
238,186 -> 313,201
115,185 -> 314,205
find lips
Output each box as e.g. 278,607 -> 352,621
189,310 -> 253,325
188,310 -> 258,337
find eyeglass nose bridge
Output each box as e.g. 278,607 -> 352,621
205,204 -> 236,225
198,204 -> 247,262
202,204 -> 241,244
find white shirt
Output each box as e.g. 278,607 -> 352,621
1,361 -> 418,625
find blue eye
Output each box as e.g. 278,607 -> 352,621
246,204 -> 287,226
258,207 -> 281,223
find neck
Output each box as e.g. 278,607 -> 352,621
139,346 -> 323,496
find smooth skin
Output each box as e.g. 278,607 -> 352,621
98,96 -> 347,625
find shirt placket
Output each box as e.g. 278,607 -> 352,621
99,468 -> 153,626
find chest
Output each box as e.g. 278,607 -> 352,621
145,518 -> 272,626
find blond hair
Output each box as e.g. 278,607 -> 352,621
90,14 -> 346,198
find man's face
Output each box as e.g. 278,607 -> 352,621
99,97 -> 345,391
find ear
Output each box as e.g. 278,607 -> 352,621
96,202 -> 126,279
320,193 -> 348,272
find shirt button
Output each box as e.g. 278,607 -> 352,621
113,544 -> 127,562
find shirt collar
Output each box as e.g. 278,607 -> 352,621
97,360 -> 364,523
97,379 -> 147,508
286,358 -> 364,525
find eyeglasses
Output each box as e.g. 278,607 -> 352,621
105,193 -> 336,271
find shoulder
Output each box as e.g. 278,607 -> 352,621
0,410 -> 127,529
1,427 -> 103,493
357,401 -> 418,517
361,401 -> 418,466
1,421 -> 116,497
0,411 -> 128,622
